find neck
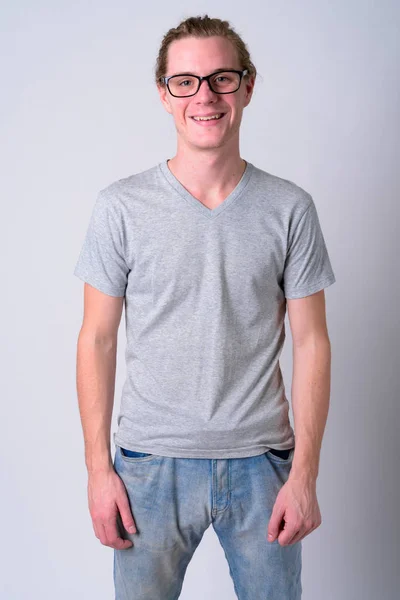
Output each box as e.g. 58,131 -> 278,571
167,151 -> 246,201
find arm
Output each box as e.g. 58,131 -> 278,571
76,282 -> 124,474
76,282 -> 136,550
287,289 -> 332,483
267,289 -> 332,546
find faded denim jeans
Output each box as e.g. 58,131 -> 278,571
113,444 -> 302,599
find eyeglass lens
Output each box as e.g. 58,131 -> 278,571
168,71 -> 241,97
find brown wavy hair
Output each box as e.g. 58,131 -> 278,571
154,14 -> 258,87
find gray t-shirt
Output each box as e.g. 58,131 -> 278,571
73,159 -> 336,458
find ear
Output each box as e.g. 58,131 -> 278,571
157,83 -> 173,115
243,75 -> 255,108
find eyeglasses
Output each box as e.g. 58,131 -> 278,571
160,69 -> 249,98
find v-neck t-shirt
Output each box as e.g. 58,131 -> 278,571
73,159 -> 336,458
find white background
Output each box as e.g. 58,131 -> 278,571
1,1 -> 399,598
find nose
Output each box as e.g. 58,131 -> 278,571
195,78 -> 217,101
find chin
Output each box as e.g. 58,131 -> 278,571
191,140 -> 225,150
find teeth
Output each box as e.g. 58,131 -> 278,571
193,113 -> 223,121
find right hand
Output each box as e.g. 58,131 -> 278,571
87,467 -> 137,549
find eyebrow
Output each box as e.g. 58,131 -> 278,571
169,67 -> 238,77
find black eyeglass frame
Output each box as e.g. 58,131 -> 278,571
160,68 -> 249,98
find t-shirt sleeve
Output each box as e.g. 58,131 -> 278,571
73,190 -> 129,297
283,197 -> 336,299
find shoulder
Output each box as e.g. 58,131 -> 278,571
95,162 -> 162,213
249,162 -> 313,219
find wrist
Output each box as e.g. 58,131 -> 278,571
290,460 -> 319,483
85,450 -> 113,475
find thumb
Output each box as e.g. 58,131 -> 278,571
117,492 -> 137,534
267,501 -> 284,542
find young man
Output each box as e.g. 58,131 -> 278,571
74,15 -> 336,600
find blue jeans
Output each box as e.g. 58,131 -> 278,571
113,445 -> 302,599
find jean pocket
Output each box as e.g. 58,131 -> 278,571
267,447 -> 295,463
119,446 -> 156,461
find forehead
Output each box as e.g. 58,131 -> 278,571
166,36 -> 240,75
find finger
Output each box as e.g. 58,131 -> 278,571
97,523 -> 109,546
117,494 -> 137,534
104,519 -> 133,550
285,529 -> 305,545
278,520 -> 300,546
92,515 -> 110,544
290,522 -> 317,545
267,503 -> 285,541
91,519 -> 101,540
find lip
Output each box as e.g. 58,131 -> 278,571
190,112 -> 225,117
190,112 -> 226,125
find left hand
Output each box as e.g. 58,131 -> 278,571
267,475 -> 322,546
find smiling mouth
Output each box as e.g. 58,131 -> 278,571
190,113 -> 226,122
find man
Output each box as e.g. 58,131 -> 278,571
74,15 -> 336,600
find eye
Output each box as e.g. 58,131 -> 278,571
179,80 -> 193,87
216,76 -> 228,82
